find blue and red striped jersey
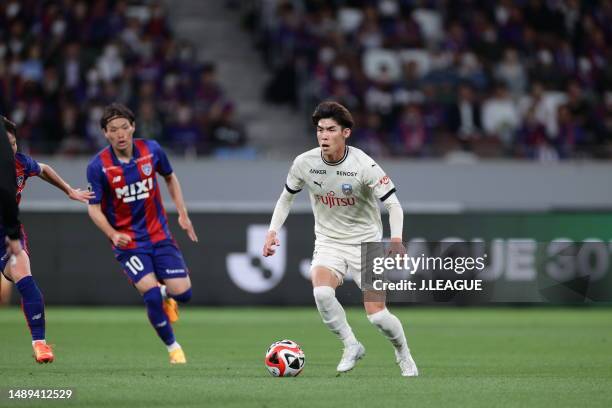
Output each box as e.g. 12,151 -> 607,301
86,139 -> 174,250
14,152 -> 42,206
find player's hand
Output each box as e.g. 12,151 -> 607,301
263,230 -> 280,257
179,214 -> 198,242
387,238 -> 406,257
68,188 -> 95,203
5,237 -> 23,257
110,232 -> 132,248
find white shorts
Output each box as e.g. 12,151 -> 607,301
311,242 -> 362,288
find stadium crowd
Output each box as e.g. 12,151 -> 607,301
0,0 -> 245,156
250,0 -> 612,160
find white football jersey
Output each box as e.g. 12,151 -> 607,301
285,146 -> 396,245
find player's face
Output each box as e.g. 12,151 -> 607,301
104,117 -> 135,151
316,118 -> 350,155
7,132 -> 17,154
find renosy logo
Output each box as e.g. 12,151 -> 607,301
315,191 -> 356,208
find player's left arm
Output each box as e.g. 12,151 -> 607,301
152,140 -> 198,242
365,161 -> 405,255
37,163 -> 94,203
163,173 -> 198,242
383,193 -> 406,255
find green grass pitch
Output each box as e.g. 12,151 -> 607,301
1,307 -> 611,408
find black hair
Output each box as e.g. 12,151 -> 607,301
100,103 -> 135,130
311,101 -> 354,129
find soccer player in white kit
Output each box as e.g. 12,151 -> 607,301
262,101 -> 418,376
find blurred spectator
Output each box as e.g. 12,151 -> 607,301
83,103 -> 104,150
20,45 -> 44,83
57,104 -> 89,155
421,84 -> 446,136
447,83 -> 482,141
137,100 -> 163,141
97,43 -> 124,82
166,104 -> 206,156
61,43 -> 85,93
482,84 -> 520,145
209,103 -> 247,149
565,80 -> 592,131
594,91 -> 612,157
393,104 -> 428,157
352,111 -> 387,157
495,48 -> 527,97
195,64 -> 225,115
555,104 -> 586,158
515,108 -> 556,160
518,82 -> 561,137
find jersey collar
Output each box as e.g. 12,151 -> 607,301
321,146 -> 349,166
109,141 -> 139,165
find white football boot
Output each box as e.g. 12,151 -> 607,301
336,342 -> 366,372
395,347 -> 418,377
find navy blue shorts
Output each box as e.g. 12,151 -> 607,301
114,239 -> 189,284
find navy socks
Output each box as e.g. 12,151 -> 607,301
15,276 -> 45,341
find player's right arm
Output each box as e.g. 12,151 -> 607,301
87,204 -> 132,247
263,189 -> 297,257
86,159 -> 132,248
263,157 -> 304,257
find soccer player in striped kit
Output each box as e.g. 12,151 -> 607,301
86,103 -> 198,364
0,115 -> 93,363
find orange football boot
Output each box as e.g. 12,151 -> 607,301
33,341 -> 54,363
169,347 -> 187,364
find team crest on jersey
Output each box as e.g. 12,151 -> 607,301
141,163 -> 152,176
16,176 -> 24,187
342,183 -> 353,196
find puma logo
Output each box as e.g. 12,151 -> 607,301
314,181 -> 323,188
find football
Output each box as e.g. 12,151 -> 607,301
264,340 -> 305,377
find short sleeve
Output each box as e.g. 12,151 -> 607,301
151,141 -> 173,176
363,160 -> 396,201
285,157 -> 305,194
21,154 -> 41,178
86,160 -> 105,205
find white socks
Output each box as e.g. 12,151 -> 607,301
312,287 -> 411,356
367,308 -> 409,353
313,286 -> 358,347
166,341 -> 181,352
